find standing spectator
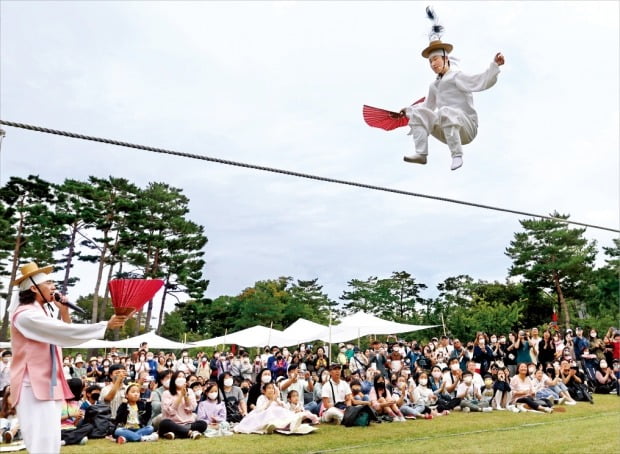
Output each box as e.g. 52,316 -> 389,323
515,331 -> 532,364
472,333 -> 494,377
529,327 -> 541,365
573,327 -> 589,361
589,329 -> 606,361
0,351 -> 12,394
538,330 -> 556,366
239,353 -> 253,381
313,347 -> 328,372
86,357 -> 103,382
504,332 -> 518,376
176,351 -> 196,375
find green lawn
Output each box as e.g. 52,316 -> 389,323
62,395 -> 620,453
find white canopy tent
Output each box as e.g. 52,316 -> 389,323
112,331 -> 192,350
191,325 -> 290,348
68,338 -> 116,349
280,318 -> 328,345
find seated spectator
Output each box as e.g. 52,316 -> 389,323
480,374 -> 495,406
369,373 -> 405,421
197,381 -> 230,437
320,364 -> 352,424
114,383 -> 158,444
248,368 -> 273,411
71,356 -> 87,380
540,363 -> 576,405
456,371 -> 491,413
234,383 -> 305,434
150,369 -> 172,428
79,385 -> 101,411
361,369 -> 375,395
158,370 -> 207,440
189,381 -> 204,408
100,364 -> 128,420
219,371 -> 246,423
406,373 -> 436,419
60,378 -> 89,446
593,360 -> 617,394
510,363 -> 553,413
0,385 -> 20,444
558,359 -> 591,402
466,360 -> 484,390
286,390 -> 319,425
350,380 -> 371,406
279,364 -> 315,415
492,368 -> 513,410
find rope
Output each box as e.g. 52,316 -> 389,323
1,119 -> 617,233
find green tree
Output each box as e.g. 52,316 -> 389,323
286,278 -> 336,326
159,310 -> 188,341
505,213 -> 597,329
234,278 -> 290,330
0,175 -> 63,340
340,277 -> 380,314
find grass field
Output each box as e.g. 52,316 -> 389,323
61,395 -> 619,454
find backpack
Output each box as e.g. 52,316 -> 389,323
341,405 -> 379,427
83,404 -> 116,438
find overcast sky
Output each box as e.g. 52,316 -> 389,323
1,1 -> 618,316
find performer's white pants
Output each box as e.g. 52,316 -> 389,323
406,105 -> 477,157
16,384 -> 62,454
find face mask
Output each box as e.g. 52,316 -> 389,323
451,364 -> 460,371
241,387 -> 249,393
139,357 -> 145,362
194,390 -> 203,398
91,393 -> 100,401
479,339 -> 485,345
223,378 -> 234,387
147,356 -> 154,361
528,368 -> 536,375
432,371 -> 442,379
418,378 -> 428,386
1,358 -> 10,363
485,379 -> 493,386
183,358 -> 189,363
340,348 -> 346,353
175,377 -> 186,387
351,387 -> 361,394
376,382 -> 385,388
490,337 -> 497,343
600,361 -> 608,369
590,332 -> 597,338
499,338 -> 506,344
321,374 -> 329,382
463,377 -> 473,385
207,392 -> 218,400
261,375 -> 272,384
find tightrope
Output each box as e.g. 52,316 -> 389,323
1,120 -> 617,233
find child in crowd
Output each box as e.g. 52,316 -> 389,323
286,390 -> 320,425
60,378 -> 89,446
456,371 -> 492,412
480,374 -> 495,406
197,381 -> 232,437
0,385 -> 20,444
492,368 -> 513,410
114,383 -> 158,443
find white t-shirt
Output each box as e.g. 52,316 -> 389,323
321,379 -> 351,405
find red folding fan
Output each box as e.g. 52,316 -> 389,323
108,279 -> 165,316
363,97 -> 425,131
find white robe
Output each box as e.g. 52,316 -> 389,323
13,306 -> 107,454
406,61 -> 501,145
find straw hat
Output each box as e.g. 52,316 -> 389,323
12,262 -> 54,286
421,40 -> 453,58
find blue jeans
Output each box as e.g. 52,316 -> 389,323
114,426 -> 154,442
304,401 -> 320,415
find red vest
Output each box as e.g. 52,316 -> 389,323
10,303 -> 72,405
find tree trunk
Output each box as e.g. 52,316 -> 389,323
157,276 -> 171,334
552,271 -> 570,329
98,260 -> 115,322
91,236 -> 109,323
60,222 -> 79,294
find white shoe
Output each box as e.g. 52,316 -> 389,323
141,433 -> 158,442
507,405 -> 519,413
565,400 -> 577,406
461,407 -> 470,413
495,406 -> 506,411
451,156 -> 463,170
557,397 -> 566,405
516,404 -> 527,413
543,406 -> 554,414
482,407 -> 492,413
404,154 -> 428,164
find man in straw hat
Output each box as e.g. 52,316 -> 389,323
8,262 -> 132,454
401,6 -> 505,170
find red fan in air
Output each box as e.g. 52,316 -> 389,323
363,97 -> 425,131
108,279 -> 165,316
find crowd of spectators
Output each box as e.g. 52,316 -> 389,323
0,325 -> 618,445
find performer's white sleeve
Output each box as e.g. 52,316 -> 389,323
14,310 -> 107,346
455,61 -> 501,92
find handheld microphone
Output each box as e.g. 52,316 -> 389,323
53,292 -> 86,314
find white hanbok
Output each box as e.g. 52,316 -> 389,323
234,395 -> 300,434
